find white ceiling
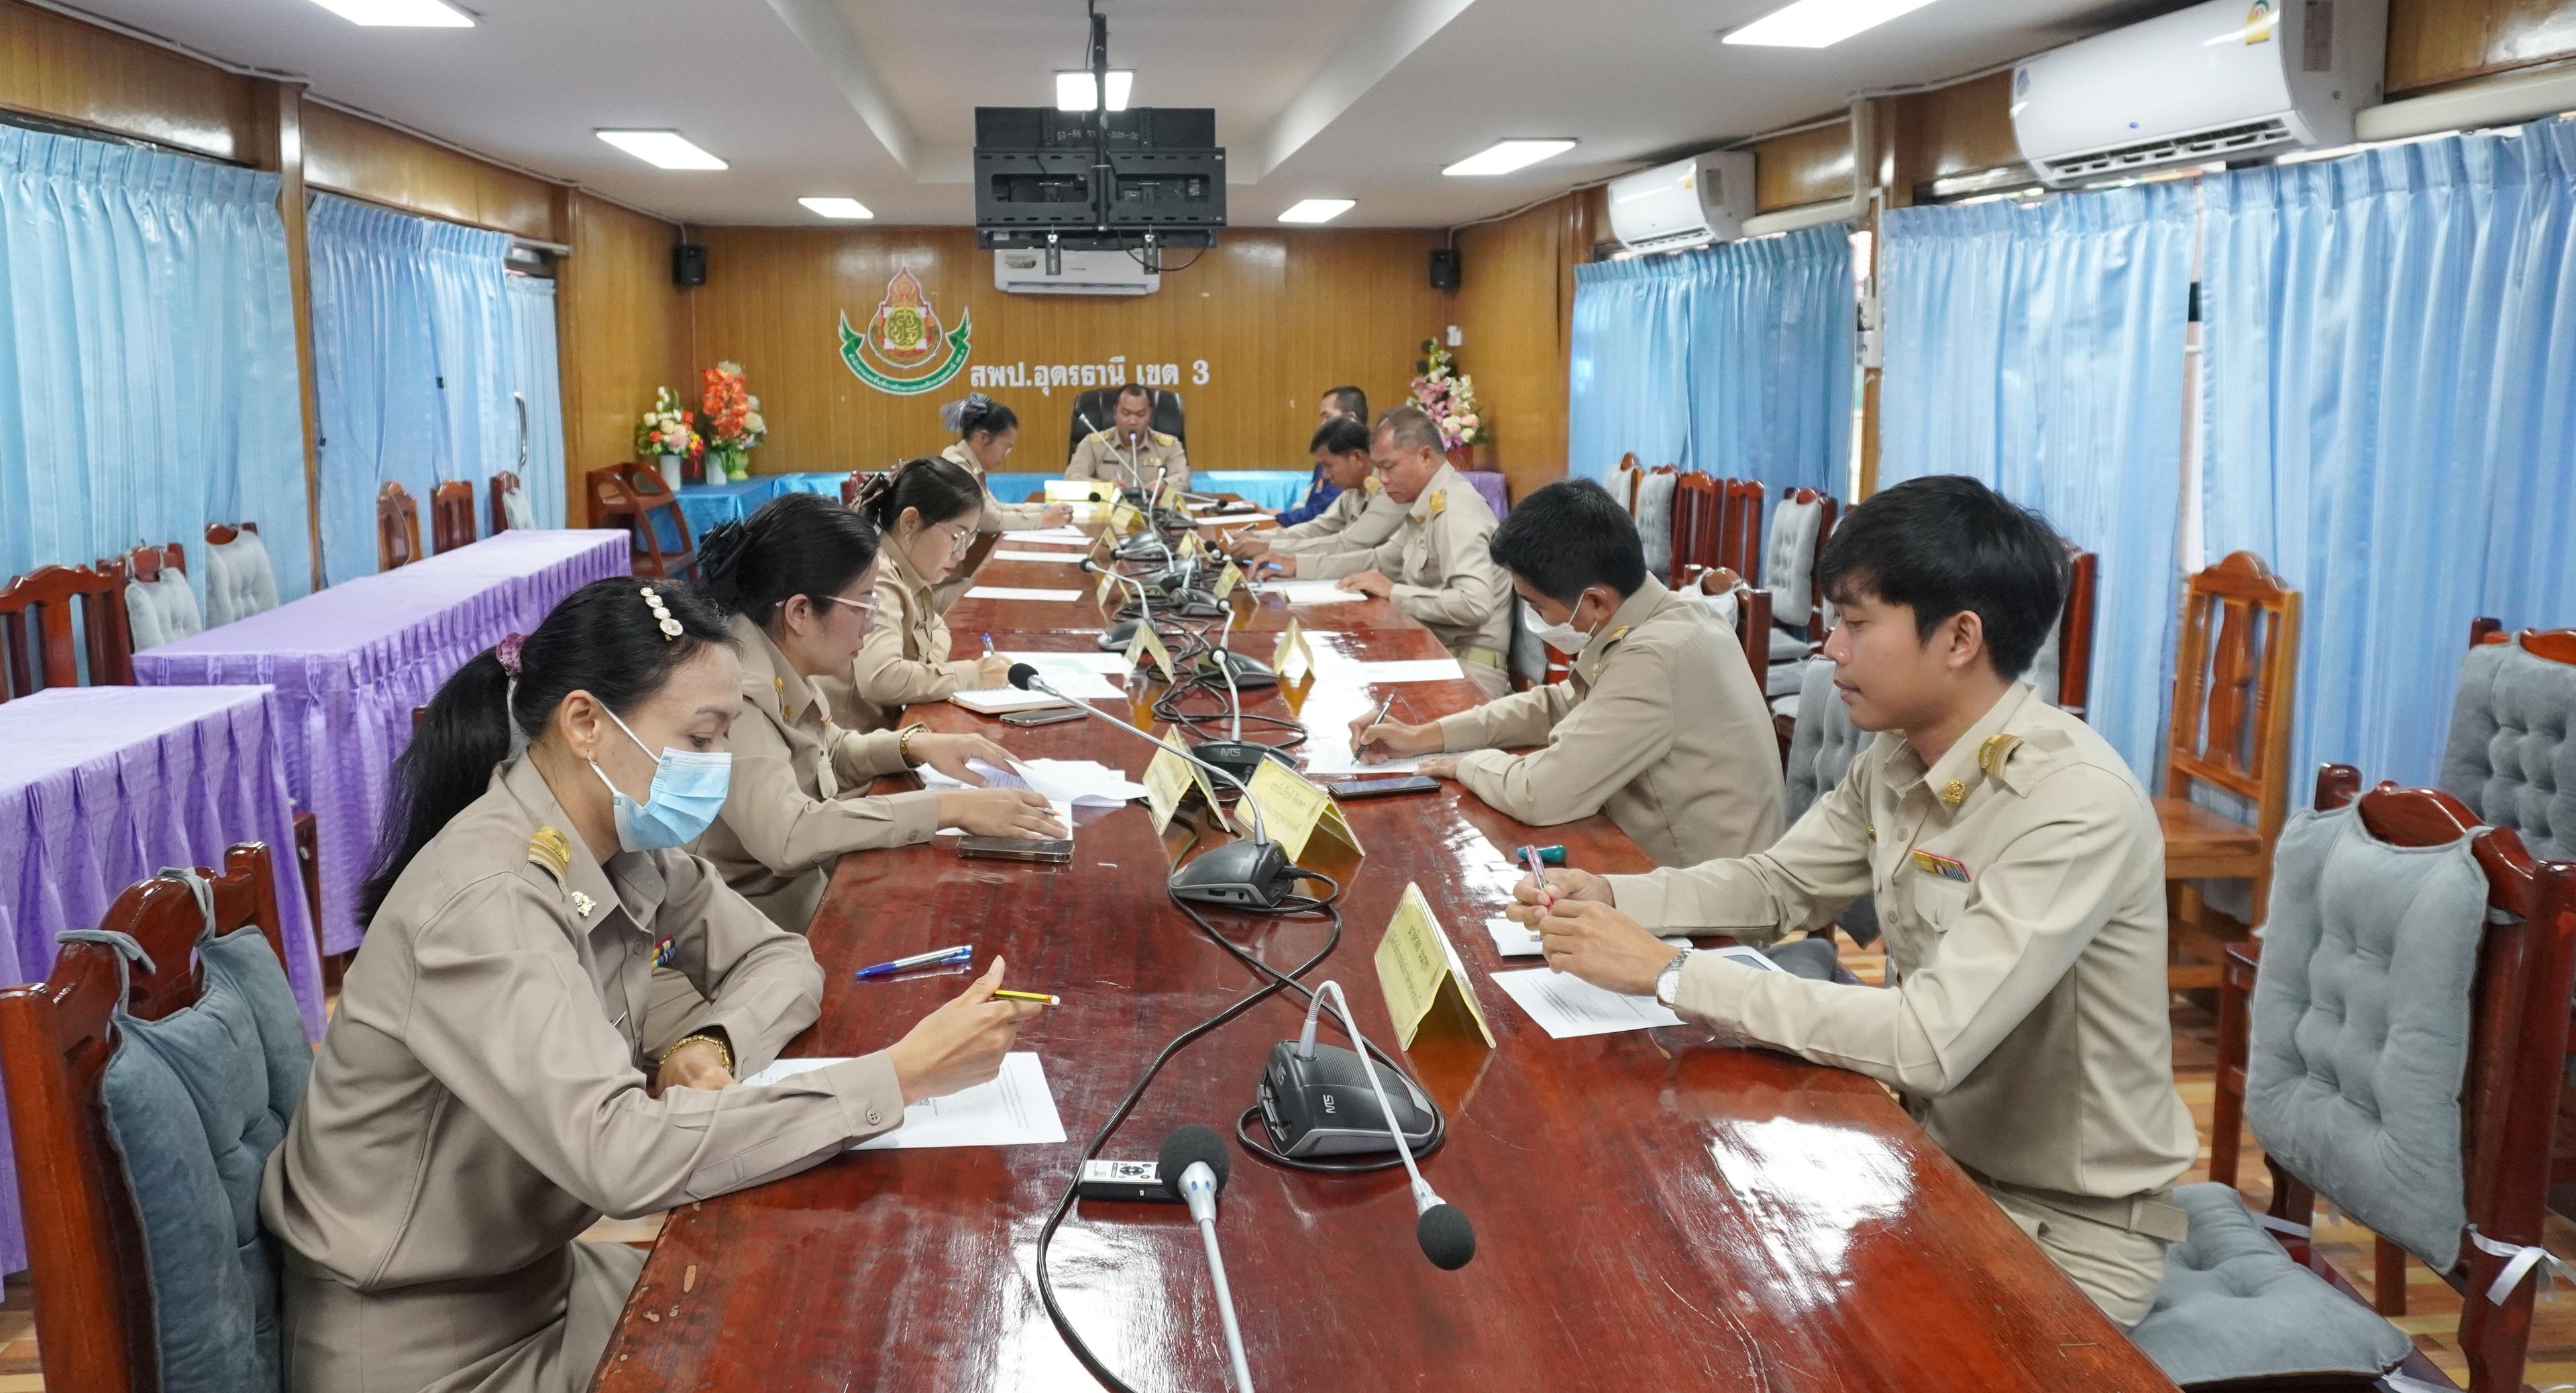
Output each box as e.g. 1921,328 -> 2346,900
60,0 -> 2184,228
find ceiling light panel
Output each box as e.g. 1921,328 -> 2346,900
1442,140 -> 1576,177
1055,70 -> 1135,113
799,197 -> 875,219
306,0 -> 474,25
1278,199 -> 1355,223
596,130 -> 728,170
1723,0 -> 1943,48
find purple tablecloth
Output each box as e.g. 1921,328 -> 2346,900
0,683 -> 329,1273
132,531 -> 630,952
1462,469 -> 1509,518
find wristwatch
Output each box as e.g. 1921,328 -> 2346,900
1653,947 -> 1694,1009
896,722 -> 926,767
662,1028 -> 735,1077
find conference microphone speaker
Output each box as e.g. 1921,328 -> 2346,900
1429,247 -> 1460,291
1160,1124 -> 1256,1392
672,243 -> 708,288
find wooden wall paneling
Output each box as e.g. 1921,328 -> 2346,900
684,227 -> 1448,472
1892,71 -> 2021,197
1752,120 -> 1856,213
556,192 -> 690,525
0,0 -> 257,161
1448,191 -> 1593,498
300,103 -> 559,241
2387,0 -> 2576,92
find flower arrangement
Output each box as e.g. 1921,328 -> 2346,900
1409,340 -> 1487,451
696,361 -> 766,482
635,387 -> 702,461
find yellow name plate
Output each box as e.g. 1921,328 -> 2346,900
1271,616 -> 1317,685
1244,757 -> 1362,863
1142,728 -> 1226,833
1125,619 -> 1177,685
1107,498 -> 1146,535
1374,882 -> 1496,1051
1212,559 -> 1244,601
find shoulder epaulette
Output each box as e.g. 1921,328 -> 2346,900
526,826 -> 572,887
1978,732 -> 2023,775
1152,430 -> 1177,446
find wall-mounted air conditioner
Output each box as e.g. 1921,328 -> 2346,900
1607,152 -> 1755,254
2012,0 -> 2385,188
993,248 -> 1160,296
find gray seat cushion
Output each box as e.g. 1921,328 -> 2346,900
500,481 -> 536,531
1605,463 -> 1642,518
1680,586 -> 1738,640
1784,657 -> 1880,946
2131,1182 -> 2413,1387
1634,470 -> 1677,579
1507,593 -> 1550,686
2441,639 -> 2575,862
1759,936 -> 1839,981
204,533 -> 280,628
99,924 -> 311,1393
2248,803 -> 2486,1271
125,573 -> 205,652
1764,496 -> 1825,626
2027,624 -> 2062,706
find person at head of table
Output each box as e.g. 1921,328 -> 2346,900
259,577 -> 1045,1393
822,457 -> 1023,733
1275,404 -> 1513,699
1508,476 -> 2194,1331
1221,414 -> 1403,565
1066,381 -> 1189,494
931,392 -> 1071,614
1348,478 -> 1781,868
686,490 -> 1061,950
1274,384 -> 1369,527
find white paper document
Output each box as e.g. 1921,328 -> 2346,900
965,587 -> 1085,602
950,687 -> 1074,714
1002,527 -> 1093,545
1490,967 -> 1685,1038
1298,738 -> 1425,777
992,550 -> 1086,564
969,667 -> 1122,700
919,757 -> 1146,807
1003,650 -> 1132,677
1313,657 -> 1465,684
743,1053 -> 1067,1150
1483,917 -> 1690,960
1259,580 -> 1365,606
938,796 -> 1077,837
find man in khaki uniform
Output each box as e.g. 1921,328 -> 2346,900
1067,382 -> 1189,494
1223,413 -> 1405,565
1515,476 -> 2193,1329
1351,478 -> 1780,867
1289,405 -> 1512,698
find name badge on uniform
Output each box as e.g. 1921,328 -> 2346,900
1910,849 -> 1972,883
652,935 -> 679,968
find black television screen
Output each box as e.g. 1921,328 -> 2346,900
974,106 -> 1226,250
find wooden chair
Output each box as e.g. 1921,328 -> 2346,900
201,521 -> 279,630
1716,478 -> 1765,585
2160,552 -> 2302,991
430,480 -> 476,553
1669,471 -> 1721,588
0,844 -> 290,1392
2196,770 -> 2576,1389
376,482 -> 423,571
119,544 -> 183,583
1635,465 -> 1680,586
1606,453 -> 1644,515
2056,547 -> 2098,716
1678,565 -> 1772,685
586,463 -> 697,580
841,471 -> 867,508
0,565 -> 133,701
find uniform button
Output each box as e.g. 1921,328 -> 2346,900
866,1107 -> 883,1126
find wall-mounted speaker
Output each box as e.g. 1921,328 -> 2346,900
1428,247 -> 1460,290
673,243 -> 707,288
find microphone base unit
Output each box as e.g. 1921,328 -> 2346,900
1190,740 -> 1294,787
1167,838 -> 1298,909
1116,592 -> 1226,620
1194,649 -> 1278,689
1256,1042 -> 1438,1158
1096,616 -> 1191,651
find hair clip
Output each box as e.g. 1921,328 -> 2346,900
495,632 -> 525,675
641,586 -> 682,639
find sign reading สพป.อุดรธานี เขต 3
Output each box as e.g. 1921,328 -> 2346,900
969,357 -> 1210,396
839,269 -> 1214,398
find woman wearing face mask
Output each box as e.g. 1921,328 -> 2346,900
262,577 -> 1044,1393
928,393 -> 1071,613
822,457 -> 1019,733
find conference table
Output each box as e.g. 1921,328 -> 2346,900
593,535 -> 2178,1392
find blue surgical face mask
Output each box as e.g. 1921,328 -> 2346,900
589,708 -> 730,852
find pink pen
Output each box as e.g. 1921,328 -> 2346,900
1522,844 -> 1554,909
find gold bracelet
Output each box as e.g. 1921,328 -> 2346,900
661,1030 -> 734,1076
898,722 -> 926,767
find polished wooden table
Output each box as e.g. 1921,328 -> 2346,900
594,545 -> 2181,1392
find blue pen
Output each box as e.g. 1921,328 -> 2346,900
983,632 -> 995,657
855,944 -> 973,979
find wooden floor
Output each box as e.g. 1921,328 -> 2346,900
5,941 -> 2572,1388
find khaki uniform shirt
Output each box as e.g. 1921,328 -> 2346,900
1295,463 -> 1511,675
1604,683 -> 2194,1203
930,440 -> 1048,615
1437,577 -> 1781,868
1265,476 -> 1405,559
700,615 -> 939,931
260,756 -> 907,1297
1067,427 -> 1189,494
837,541 -> 982,734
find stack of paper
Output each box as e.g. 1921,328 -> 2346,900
920,757 -> 1147,807
992,550 -> 1085,564
1002,526 -> 1093,545
1002,651 -> 1132,677
1258,580 -> 1365,606
964,586 -> 1085,602
1490,968 -> 1682,1038
950,688 -> 1074,715
742,1053 -> 1067,1150
1310,657 -> 1466,684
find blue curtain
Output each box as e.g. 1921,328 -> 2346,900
308,193 -> 511,583
1568,225 -> 1850,493
2202,117 -> 2576,787
0,126 -> 309,604
503,274 -> 566,528
1878,184 -> 2196,780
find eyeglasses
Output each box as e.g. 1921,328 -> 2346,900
824,595 -> 876,624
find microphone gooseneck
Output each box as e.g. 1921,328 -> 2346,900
1301,981 -> 1476,1270
1159,1123 -> 1254,1392
1006,667 -> 1270,850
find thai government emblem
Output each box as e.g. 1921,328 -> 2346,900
839,269 -> 973,396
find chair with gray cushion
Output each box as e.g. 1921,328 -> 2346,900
1782,656 -> 1880,948
1604,455 -> 1644,519
114,544 -> 202,653
2135,770 -> 2576,1392
0,844 -> 311,1393
2440,626 -> 2575,864
202,522 -> 280,628
1761,489 -> 1837,700
1633,467 -> 1678,583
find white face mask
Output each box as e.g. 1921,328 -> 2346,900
1521,594 -> 1603,655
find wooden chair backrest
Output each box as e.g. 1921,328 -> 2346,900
2471,618 -> 2576,667
2279,770 -> 2576,1391
376,482 -> 422,571
0,844 -> 288,1393
430,480 -> 476,553
1772,487 -> 1841,634
488,471 -> 520,535
1670,471 -> 1721,588
2056,547 -> 2099,717
1611,453 -> 1641,513
2165,551 -> 2300,827
202,521 -> 256,548
0,565 -> 133,700
585,463 -> 696,579
119,545 -> 184,585
1682,565 -> 1772,683
841,471 -> 867,508
1717,478 -> 1765,586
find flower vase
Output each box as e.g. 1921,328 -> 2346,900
656,454 -> 684,492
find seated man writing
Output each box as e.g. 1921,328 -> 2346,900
1350,478 -> 1780,867
1222,414 -> 1404,567
1511,475 -> 2193,1330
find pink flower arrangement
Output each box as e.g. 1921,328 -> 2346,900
1409,339 -> 1487,451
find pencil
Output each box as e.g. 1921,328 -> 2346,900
991,989 -> 1059,1005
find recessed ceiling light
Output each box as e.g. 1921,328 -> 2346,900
596,130 -> 727,171
1723,0 -> 1942,48
305,0 -> 472,25
1055,70 -> 1134,113
1278,199 -> 1355,224
1442,140 -> 1576,177
798,197 -> 875,220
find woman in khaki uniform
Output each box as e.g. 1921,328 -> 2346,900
261,577 -> 1044,1393
930,394 -> 1070,612
824,457 -> 1016,732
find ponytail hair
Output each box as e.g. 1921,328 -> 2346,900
941,392 -> 1018,441
358,577 -> 733,925
856,455 -> 984,535
699,492 -> 881,626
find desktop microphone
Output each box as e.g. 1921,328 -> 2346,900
1258,983 -> 1474,1271
1007,664 -> 1295,908
1190,611 -> 1289,783
1160,1124 -> 1255,1392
